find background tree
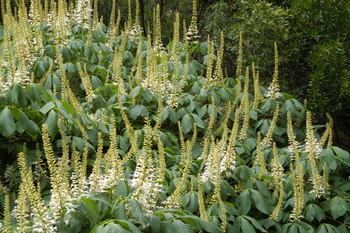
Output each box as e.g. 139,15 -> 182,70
203,0 -> 350,149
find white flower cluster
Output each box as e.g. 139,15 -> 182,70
201,146 -> 236,183
265,83 -> 282,99
125,25 -> 143,42
74,0 -> 92,28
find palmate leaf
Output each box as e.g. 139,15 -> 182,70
0,107 -> 16,137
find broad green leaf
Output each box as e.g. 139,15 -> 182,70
192,82 -> 200,94
56,100 -> 76,115
95,223 -> 130,233
243,216 -> 267,232
280,100 -> 295,114
161,220 -> 174,233
64,62 -> 76,74
304,204 -> 316,222
198,105 -> 207,118
187,192 -> 199,213
261,99 -> 275,113
295,221 -> 314,233
13,83 -> 28,107
250,189 -> 269,214
0,107 -> 16,137
181,114 -> 193,134
75,198 -> 100,227
150,215 -> 162,233
236,189 -> 251,215
191,114 -> 205,129
142,88 -> 153,102
260,119 -> 271,136
330,197 -> 348,219
129,105 -> 142,120
20,111 -> 39,138
241,218 -> 256,233
116,180 -> 128,197
72,137 -> 94,151
169,108 -> 179,123
182,192 -> 191,207
111,201 -> 126,220
249,110 -> 258,120
128,199 -> 146,222
59,46 -> 72,60
16,121 -> 25,133
332,146 -> 350,160
114,220 -> 141,233
162,107 -> 170,122
40,101 -> 56,114
129,105 -> 149,120
172,220 -> 194,233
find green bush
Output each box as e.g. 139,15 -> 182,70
0,1 -> 350,232
204,0 -> 350,116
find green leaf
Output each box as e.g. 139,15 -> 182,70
142,88 -> 153,102
59,46 -> 72,60
241,218 -> 256,233
113,220 -> 141,233
181,114 -> 193,134
129,105 -> 149,120
198,105 -> 207,118
261,99 -> 275,113
192,114 -> 205,129
280,100 -> 295,114
236,189 -> 251,215
128,199 -> 146,222
250,189 -> 269,214
169,108 -> 179,123
330,197 -> 348,219
192,82 -> 201,94
40,101 -> 56,114
150,215 -> 162,233
0,107 -> 16,137
332,146 -> 350,160
111,201 -> 126,220
20,111 -> 39,138
172,220 -> 194,233
162,107 -> 170,122
130,105 -> 142,120
161,220 -> 174,233
76,198 -> 100,227
116,180 -> 128,197
72,136 -> 93,151
249,110 -> 258,120
94,222 -> 130,233
260,119 -> 271,136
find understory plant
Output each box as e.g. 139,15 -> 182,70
0,0 -> 349,232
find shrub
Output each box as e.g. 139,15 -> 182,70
0,0 -> 349,232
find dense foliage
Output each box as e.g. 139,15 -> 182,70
0,0 -> 350,232
203,0 -> 350,148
